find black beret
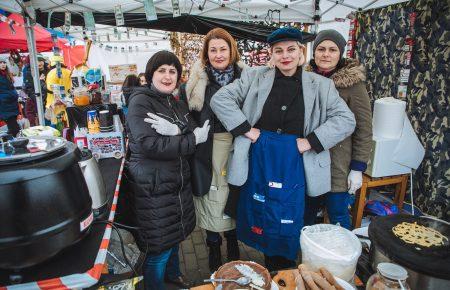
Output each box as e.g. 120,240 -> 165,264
267,27 -> 303,45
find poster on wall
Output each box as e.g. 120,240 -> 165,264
108,64 -> 138,83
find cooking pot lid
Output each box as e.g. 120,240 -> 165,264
0,136 -> 67,164
369,214 -> 450,279
377,263 -> 408,280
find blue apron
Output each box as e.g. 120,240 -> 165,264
237,130 -> 306,261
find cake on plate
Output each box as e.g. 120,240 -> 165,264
214,260 -> 272,290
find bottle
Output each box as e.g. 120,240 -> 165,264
56,113 -> 64,136
366,263 -> 410,290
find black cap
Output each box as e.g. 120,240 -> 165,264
267,27 -> 303,45
313,29 -> 347,58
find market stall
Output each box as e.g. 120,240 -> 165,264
0,1 -> 448,289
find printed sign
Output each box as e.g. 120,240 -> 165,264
114,5 -> 125,26
400,69 -> 410,83
144,0 -> 158,21
108,64 -> 138,83
83,11 -> 95,31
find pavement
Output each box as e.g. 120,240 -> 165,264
175,226 -> 266,288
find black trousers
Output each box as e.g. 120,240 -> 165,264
5,116 -> 20,137
264,254 -> 296,272
224,184 -> 241,219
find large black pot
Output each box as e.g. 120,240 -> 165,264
0,140 -> 93,269
368,214 -> 450,290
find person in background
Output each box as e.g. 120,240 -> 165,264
138,72 -> 147,86
178,28 -> 244,273
210,27 -> 356,271
45,55 -> 71,125
125,51 -> 210,290
23,54 -> 49,126
120,74 -> 140,117
303,29 -> 372,229
0,56 -> 20,136
6,50 -> 21,77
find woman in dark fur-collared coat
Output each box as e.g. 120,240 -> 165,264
304,29 -> 373,229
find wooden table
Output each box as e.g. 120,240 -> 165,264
352,173 -> 409,228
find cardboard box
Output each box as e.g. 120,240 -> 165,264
366,137 -> 411,177
86,131 -> 124,159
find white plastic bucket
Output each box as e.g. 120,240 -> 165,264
300,224 -> 362,281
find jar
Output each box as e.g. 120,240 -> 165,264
90,91 -> 102,104
73,87 -> 90,106
366,263 -> 410,290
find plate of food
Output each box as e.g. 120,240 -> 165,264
210,260 -> 278,290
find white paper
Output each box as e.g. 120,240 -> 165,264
373,97 -> 406,139
392,113 -> 425,169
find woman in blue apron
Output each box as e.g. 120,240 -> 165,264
210,27 -> 356,271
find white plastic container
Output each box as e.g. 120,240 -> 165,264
300,224 -> 362,282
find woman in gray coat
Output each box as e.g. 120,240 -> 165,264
210,27 -> 356,271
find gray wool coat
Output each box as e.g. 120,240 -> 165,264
210,66 -> 356,197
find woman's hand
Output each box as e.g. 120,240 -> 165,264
245,128 -> 260,143
347,170 -> 363,194
193,120 -> 210,145
144,113 -> 180,136
296,138 -> 311,153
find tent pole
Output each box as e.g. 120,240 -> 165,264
24,15 -> 45,126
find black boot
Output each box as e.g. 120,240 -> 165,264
224,230 -> 240,261
206,238 -> 223,273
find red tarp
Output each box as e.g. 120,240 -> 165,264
0,13 -> 66,53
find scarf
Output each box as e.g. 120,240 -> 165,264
208,64 -> 235,87
310,58 -> 345,78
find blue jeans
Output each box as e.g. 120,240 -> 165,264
304,192 -> 352,230
143,244 -> 181,290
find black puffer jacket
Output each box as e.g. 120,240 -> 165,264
125,86 -> 197,254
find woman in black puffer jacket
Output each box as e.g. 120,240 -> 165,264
125,51 -> 210,290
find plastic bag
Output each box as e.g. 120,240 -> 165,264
300,224 -> 362,281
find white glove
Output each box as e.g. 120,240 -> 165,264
348,170 -> 363,194
144,113 -> 180,136
193,120 -> 210,145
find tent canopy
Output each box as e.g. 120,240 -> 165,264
0,1 -> 408,46
0,12 -> 66,53
0,0 -> 409,23
36,12 -> 315,43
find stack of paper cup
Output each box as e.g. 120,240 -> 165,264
99,110 -> 113,132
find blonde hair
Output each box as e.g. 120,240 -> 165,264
267,42 -> 306,68
200,28 -> 240,67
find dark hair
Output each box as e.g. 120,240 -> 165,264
122,74 -> 140,88
138,72 -> 145,79
145,51 -> 182,85
0,63 -> 14,84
